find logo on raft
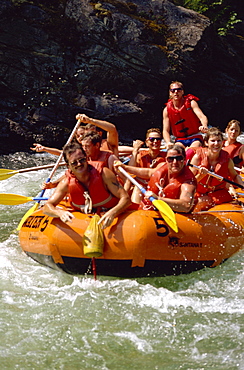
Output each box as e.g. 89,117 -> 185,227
169,237 -> 203,250
23,215 -> 49,232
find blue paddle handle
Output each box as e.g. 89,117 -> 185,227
39,178 -> 51,198
33,197 -> 49,201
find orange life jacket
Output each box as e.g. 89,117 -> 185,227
166,94 -> 201,138
222,141 -> 243,166
139,150 -> 166,168
88,150 -> 112,171
140,163 -> 196,210
196,148 -> 230,195
66,165 -> 118,212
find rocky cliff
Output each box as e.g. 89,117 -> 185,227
0,0 -> 243,153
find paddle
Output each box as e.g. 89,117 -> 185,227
0,162 -> 66,181
117,165 -> 178,233
0,194 -> 48,205
16,120 -> 81,230
187,161 -> 244,190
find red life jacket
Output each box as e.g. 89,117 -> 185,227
196,148 -> 230,195
140,163 -> 196,210
66,165 -> 118,211
88,151 -> 112,171
222,141 -> 243,166
166,94 -> 201,138
139,150 -> 166,168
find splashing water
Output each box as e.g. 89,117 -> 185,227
0,152 -> 244,369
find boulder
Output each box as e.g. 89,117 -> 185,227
0,0 -> 243,153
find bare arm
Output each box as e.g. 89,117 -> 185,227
228,159 -> 244,187
107,153 -> 119,172
189,152 -> 207,181
42,178 -> 75,223
239,146 -> 244,172
42,174 -> 66,189
123,140 -> 143,191
191,100 -> 208,133
149,183 -> 196,213
30,143 -> 62,156
161,183 -> 196,213
99,167 -> 131,228
118,146 -> 150,156
76,113 -> 119,156
162,107 -> 173,148
129,140 -> 144,166
115,162 -> 155,180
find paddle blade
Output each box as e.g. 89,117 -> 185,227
0,193 -> 33,205
152,199 -> 178,233
17,202 -> 39,230
0,169 -> 18,181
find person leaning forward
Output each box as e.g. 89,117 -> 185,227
162,81 -> 208,150
114,145 -> 197,213
43,142 -> 131,229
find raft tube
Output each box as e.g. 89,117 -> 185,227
18,202 -> 244,278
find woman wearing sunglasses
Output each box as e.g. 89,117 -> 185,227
189,127 -> 244,212
115,145 -> 197,213
162,81 -> 208,150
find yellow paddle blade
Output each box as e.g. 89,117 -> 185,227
0,169 -> 16,174
0,193 -> 33,205
17,203 -> 39,230
152,199 -> 178,233
0,169 -> 18,180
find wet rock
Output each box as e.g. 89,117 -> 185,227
0,0 -> 243,153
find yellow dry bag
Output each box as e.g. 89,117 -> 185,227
83,215 -> 104,257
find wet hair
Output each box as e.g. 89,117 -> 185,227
167,144 -> 186,158
81,131 -> 102,145
204,127 -> 224,142
63,141 -> 86,165
145,128 -> 162,138
225,119 -> 241,133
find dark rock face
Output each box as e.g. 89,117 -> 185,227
0,0 -> 243,153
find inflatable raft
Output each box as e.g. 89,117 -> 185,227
18,200 -> 244,278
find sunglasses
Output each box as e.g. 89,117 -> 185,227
148,137 -> 161,142
170,88 -> 182,93
166,155 -> 184,163
70,157 -> 86,167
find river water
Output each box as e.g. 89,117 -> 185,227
0,152 -> 243,370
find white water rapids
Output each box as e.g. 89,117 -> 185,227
0,152 -> 243,370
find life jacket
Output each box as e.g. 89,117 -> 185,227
140,163 -> 197,210
166,94 -> 201,138
139,150 -> 166,168
185,147 -> 199,162
88,150 -> 112,171
66,165 -> 118,212
196,148 -> 230,195
222,141 -> 243,166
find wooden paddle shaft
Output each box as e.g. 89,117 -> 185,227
17,162 -> 66,174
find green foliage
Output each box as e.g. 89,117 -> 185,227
171,0 -> 242,36
217,11 -> 242,36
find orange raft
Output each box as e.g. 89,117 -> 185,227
18,199 -> 244,278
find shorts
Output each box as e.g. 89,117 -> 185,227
176,134 -> 203,147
